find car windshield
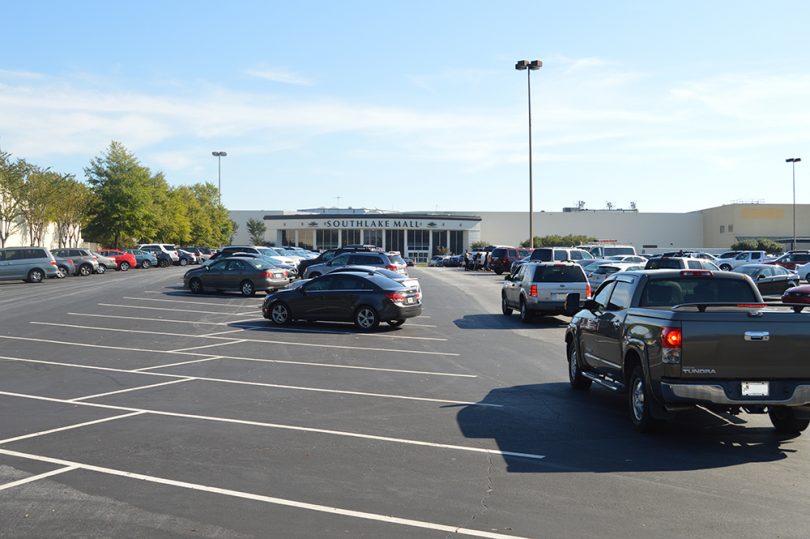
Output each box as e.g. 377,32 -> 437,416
737,266 -> 761,276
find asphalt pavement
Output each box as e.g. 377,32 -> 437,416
0,265 -> 808,538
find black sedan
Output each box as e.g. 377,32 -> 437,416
733,263 -> 799,296
262,270 -> 421,330
184,256 -> 290,296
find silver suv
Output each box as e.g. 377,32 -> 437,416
501,261 -> 590,322
0,247 -> 60,283
51,248 -> 100,276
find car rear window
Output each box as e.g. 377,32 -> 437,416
640,278 -> 759,307
529,248 -> 553,261
532,265 -> 586,283
491,248 -> 507,258
388,254 -> 406,264
646,258 -> 683,269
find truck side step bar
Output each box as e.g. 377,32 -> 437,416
583,372 -> 626,392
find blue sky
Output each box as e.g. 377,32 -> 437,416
1,1 -> 809,212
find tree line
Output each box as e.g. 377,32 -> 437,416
0,141 -> 235,249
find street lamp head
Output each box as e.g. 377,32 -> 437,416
212,151 -> 227,157
786,157 -> 801,163
515,59 -> 543,71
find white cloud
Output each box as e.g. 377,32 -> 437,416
244,68 -> 313,86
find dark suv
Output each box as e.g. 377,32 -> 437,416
489,246 -> 530,275
297,245 -> 379,277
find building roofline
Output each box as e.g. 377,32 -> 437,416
262,213 -> 482,222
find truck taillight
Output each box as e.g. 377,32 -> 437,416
586,284 -> 592,298
661,327 -> 682,364
385,264 -> 397,271
530,285 -> 537,297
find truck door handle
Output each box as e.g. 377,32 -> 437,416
744,331 -> 769,341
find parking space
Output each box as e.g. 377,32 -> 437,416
2,265 -> 809,538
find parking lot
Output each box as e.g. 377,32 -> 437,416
1,266 -> 809,538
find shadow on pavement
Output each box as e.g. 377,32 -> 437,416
457,383 -> 797,474
454,313 -> 568,330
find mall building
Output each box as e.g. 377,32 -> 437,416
228,203 -> 810,263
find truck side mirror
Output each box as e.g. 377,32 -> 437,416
564,293 -> 581,315
582,298 -> 599,312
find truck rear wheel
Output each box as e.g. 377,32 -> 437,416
567,341 -> 591,390
769,406 -> 810,434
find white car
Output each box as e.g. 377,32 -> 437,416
604,255 -> 647,264
797,262 -> 810,284
716,250 -> 768,271
586,262 -> 645,289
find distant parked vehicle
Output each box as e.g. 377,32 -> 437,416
512,247 -> 593,274
90,252 -> 114,273
645,257 -> 719,271
184,256 -> 291,296
578,244 -> 637,258
502,261 -> 591,322
304,251 -> 405,279
586,262 -> 645,289
0,247 -> 60,283
717,250 -> 768,271
782,283 -> 810,305
733,264 -> 799,296
137,244 -> 180,266
124,249 -> 158,269
51,248 -> 99,276
177,249 -> 197,266
766,251 -> 810,271
97,249 -> 137,271
263,270 -> 422,330
53,256 -> 77,278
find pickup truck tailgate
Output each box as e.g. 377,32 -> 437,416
680,311 -> 810,379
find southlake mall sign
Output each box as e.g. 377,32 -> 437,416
268,214 -> 482,231
318,219 -> 427,228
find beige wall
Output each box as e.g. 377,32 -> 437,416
701,204 -> 810,247
2,223 -> 70,249
472,210 -> 703,250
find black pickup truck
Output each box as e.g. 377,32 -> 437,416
564,269 -> 810,433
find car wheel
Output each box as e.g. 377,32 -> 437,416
240,280 -> 256,297
119,261 -> 130,271
180,258 -> 189,266
495,270 -> 503,275
568,340 -> 592,390
501,295 -> 513,316
159,259 -> 170,268
27,268 -> 45,283
387,319 -> 405,327
354,305 -> 380,331
769,406 -> 810,434
270,302 -> 291,325
719,264 -> 731,271
56,266 -> 67,279
79,264 -> 92,277
519,299 -> 532,323
141,260 -> 152,269
628,365 -> 656,433
96,264 -> 107,274
189,278 -> 203,294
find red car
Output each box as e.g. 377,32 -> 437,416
767,251 -> 810,271
98,249 -> 137,271
782,284 -> 810,305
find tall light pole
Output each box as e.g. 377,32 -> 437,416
516,59 -> 542,248
212,151 -> 227,202
787,157 -> 802,250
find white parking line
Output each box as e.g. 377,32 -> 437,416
0,465 -> 79,493
0,337 -> 473,377
199,329 -> 249,337
122,296 -> 263,308
0,448 -> 533,539
0,391 -> 543,460
69,379 -> 194,402
132,356 -> 223,372
169,341 -> 246,353
0,355 -> 493,408
68,313 -> 446,341
29,322 -> 460,357
0,411 -> 145,445
97,303 -> 258,316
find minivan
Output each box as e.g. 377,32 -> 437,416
0,247 -> 60,283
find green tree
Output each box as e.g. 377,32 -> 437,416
51,175 -> 93,247
228,220 -> 238,244
0,152 -> 26,248
731,238 -> 783,254
84,141 -> 154,247
18,166 -> 61,246
247,217 -> 267,245
470,240 -> 490,250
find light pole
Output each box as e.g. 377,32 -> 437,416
516,59 -> 542,248
212,151 -> 227,202
787,157 -> 802,250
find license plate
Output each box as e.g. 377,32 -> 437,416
553,293 -> 569,300
405,297 -> 415,305
741,381 -> 769,397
